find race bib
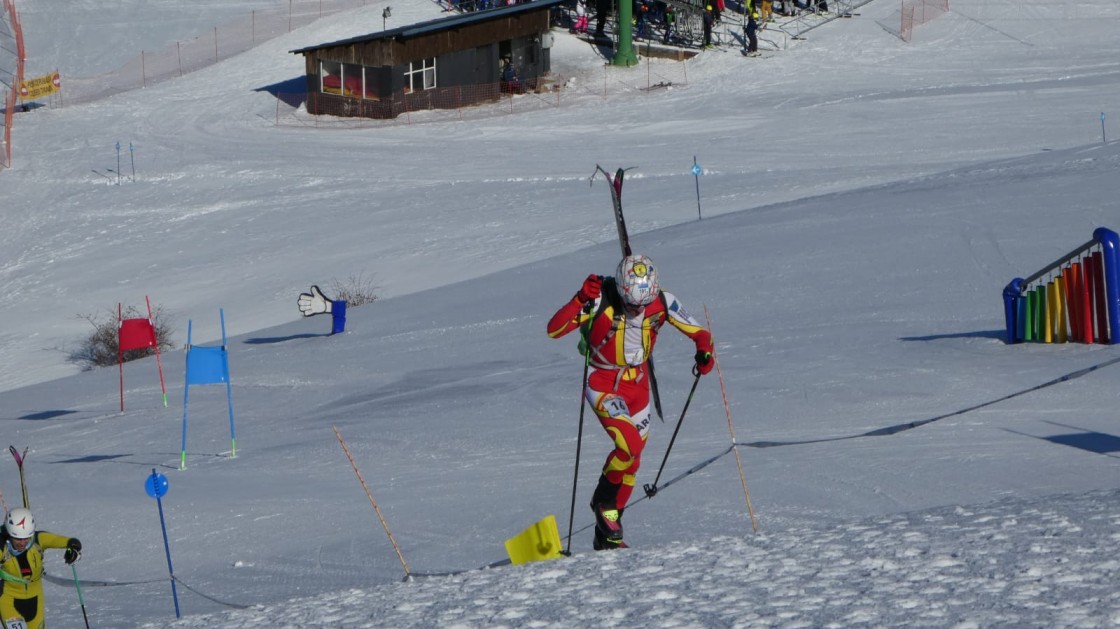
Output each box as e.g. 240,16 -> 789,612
601,396 -> 630,419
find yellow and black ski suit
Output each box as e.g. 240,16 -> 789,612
1,530 -> 74,629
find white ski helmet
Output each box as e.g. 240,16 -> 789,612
616,254 -> 660,307
5,507 -> 34,539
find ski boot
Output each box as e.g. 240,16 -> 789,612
593,527 -> 630,550
592,504 -> 626,550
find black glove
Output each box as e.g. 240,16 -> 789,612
695,350 -> 714,375
64,538 -> 82,565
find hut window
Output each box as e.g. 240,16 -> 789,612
320,60 -> 343,95
342,63 -> 363,97
403,58 -> 437,93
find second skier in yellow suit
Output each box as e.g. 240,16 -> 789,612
1,508 -> 82,629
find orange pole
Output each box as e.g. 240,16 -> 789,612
1061,266 -> 1076,341
333,426 -> 411,579
703,306 -> 758,533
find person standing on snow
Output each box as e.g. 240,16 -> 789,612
702,5 -> 715,47
1,508 -> 82,629
547,255 -> 714,550
745,6 -> 760,55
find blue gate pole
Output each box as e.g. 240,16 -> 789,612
147,469 -> 181,618
221,308 -> 237,457
181,321 -> 193,470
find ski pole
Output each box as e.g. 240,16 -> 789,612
643,368 -> 701,498
72,564 -> 91,629
648,356 -> 664,421
563,302 -> 594,556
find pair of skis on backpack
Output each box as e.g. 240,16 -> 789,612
8,446 -> 30,509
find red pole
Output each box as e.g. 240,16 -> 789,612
1088,249 -> 1106,340
1076,262 -> 1093,343
119,303 -> 125,412
147,296 -> 168,406
1091,251 -> 1109,343
1067,263 -> 1083,341
1061,265 -> 1070,340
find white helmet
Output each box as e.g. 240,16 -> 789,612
5,507 -> 34,539
616,254 -> 660,307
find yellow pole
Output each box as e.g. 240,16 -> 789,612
1055,276 -> 1068,343
1043,282 -> 1052,342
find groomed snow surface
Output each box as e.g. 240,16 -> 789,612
2,0 -> 1120,626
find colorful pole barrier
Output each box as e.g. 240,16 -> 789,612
1005,228 -> 1120,344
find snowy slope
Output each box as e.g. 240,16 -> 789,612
1,0 -> 1120,626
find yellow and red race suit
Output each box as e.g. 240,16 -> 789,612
548,285 -> 713,509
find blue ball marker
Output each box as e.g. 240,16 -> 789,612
145,472 -> 169,499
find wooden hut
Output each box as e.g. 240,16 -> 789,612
290,0 -> 565,119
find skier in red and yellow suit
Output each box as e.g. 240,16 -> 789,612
2,508 -> 82,629
548,255 -> 713,549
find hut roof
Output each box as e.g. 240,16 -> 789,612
290,0 -> 567,54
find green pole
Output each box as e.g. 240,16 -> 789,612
612,0 -> 639,66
